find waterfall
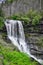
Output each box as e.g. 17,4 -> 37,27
5,20 -> 43,64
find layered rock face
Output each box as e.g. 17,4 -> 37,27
24,21 -> 43,59
2,0 -> 40,17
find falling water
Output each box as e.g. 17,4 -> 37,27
5,20 -> 43,64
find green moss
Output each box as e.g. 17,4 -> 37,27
0,44 -> 39,65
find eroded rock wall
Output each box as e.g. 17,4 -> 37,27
2,0 -> 40,17
24,21 -> 43,59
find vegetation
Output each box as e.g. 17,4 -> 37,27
0,44 -> 39,65
8,10 -> 42,25
5,0 -> 15,4
0,8 -> 43,65
0,17 -> 4,29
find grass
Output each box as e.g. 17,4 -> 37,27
0,43 -> 39,65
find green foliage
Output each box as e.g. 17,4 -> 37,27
10,15 -> 20,20
10,14 -> 31,24
0,17 -> 4,29
0,45 -> 39,65
27,9 -> 42,25
10,9 -> 42,25
20,16 -> 31,24
5,0 -> 15,4
32,15 -> 41,25
7,0 -> 14,3
27,9 -> 37,19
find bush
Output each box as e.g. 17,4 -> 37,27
26,9 -> 37,19
10,15 -> 21,20
9,9 -> 42,25
9,14 -> 31,25
27,9 -> 42,25
32,15 -> 41,25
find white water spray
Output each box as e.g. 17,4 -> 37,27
5,20 -> 43,64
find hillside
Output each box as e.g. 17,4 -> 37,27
0,33 -> 39,65
0,1 -> 43,64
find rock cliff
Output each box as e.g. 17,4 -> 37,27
2,0 -> 40,17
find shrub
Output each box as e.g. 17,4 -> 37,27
20,17 -> 31,24
32,15 -> 41,25
10,15 -> 20,20
10,9 -> 42,25
9,14 -> 31,25
26,9 -> 37,19
27,9 -> 42,25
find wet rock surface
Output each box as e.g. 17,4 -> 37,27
24,23 -> 43,60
